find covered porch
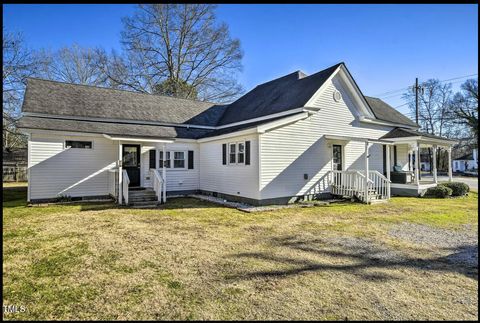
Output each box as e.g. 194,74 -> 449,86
103,134 -> 174,206
322,129 -> 457,203
381,129 -> 458,197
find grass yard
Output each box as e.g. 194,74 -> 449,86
3,186 -> 478,320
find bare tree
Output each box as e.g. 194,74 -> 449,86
402,79 -> 461,172
3,28 -> 44,149
449,79 -> 478,146
40,44 -> 109,86
403,79 -> 457,137
100,4 -> 243,102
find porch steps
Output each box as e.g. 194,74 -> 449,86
127,188 -> 160,208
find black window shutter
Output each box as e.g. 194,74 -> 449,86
149,149 -> 156,169
188,150 -> 194,169
393,146 -> 397,167
245,141 -> 251,165
222,144 -> 227,165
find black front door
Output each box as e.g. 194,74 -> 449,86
122,144 -> 141,187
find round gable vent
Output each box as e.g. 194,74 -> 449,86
333,90 -> 342,102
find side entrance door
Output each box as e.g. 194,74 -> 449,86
122,144 -> 141,187
332,144 -> 343,186
332,144 -> 343,171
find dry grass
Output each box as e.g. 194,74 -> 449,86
2,181 -> 28,188
3,187 -> 478,320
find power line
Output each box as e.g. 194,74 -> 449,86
375,73 -> 478,99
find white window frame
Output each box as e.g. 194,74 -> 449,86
228,142 -> 236,164
159,150 -> 171,169
227,141 -> 246,166
65,139 -> 94,149
173,151 -> 187,169
158,150 -> 187,170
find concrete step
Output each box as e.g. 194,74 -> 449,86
129,192 -> 157,198
129,196 -> 158,202
130,200 -> 161,208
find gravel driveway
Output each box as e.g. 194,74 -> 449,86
389,222 -> 478,267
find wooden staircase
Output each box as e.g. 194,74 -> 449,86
328,170 -> 390,204
127,188 -> 160,208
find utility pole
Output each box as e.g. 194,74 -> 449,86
414,77 -> 419,125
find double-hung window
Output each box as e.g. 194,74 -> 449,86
237,142 -> 245,164
159,151 -> 171,168
229,143 -> 236,164
159,151 -> 187,169
173,152 -> 185,168
227,142 -> 245,165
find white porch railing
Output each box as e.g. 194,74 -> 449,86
122,169 -> 130,205
367,170 -> 391,200
151,169 -> 165,204
327,170 -> 390,203
329,170 -> 366,199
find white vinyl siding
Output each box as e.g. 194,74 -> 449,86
141,142 -> 199,192
259,75 -> 394,200
29,133 -> 117,200
199,134 -> 259,199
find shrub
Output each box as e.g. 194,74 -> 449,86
423,186 -> 452,198
56,194 -> 72,202
439,182 -> 470,197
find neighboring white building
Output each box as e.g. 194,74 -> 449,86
453,149 -> 478,173
18,63 -> 457,206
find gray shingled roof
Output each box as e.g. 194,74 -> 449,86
22,78 -> 226,126
20,63 -> 421,139
17,116 -> 212,140
17,115 -> 289,140
380,127 -> 456,142
364,96 -> 418,127
216,63 -> 342,126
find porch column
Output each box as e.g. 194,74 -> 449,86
386,144 -> 391,199
409,148 -> 413,171
364,141 -> 369,203
118,142 -> 123,205
448,146 -> 453,182
432,145 -> 438,184
162,143 -> 167,203
414,143 -> 420,184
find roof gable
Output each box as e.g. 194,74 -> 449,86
216,63 -> 342,126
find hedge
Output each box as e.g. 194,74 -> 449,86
439,182 -> 470,197
423,185 -> 453,198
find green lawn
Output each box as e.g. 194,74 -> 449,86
3,187 -> 478,320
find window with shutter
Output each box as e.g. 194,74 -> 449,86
149,149 -> 156,169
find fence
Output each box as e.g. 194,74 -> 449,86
3,163 -> 27,182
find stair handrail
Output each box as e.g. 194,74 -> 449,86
122,169 -> 130,205
367,170 -> 391,201
152,169 -> 164,203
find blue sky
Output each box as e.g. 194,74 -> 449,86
3,4 -> 478,115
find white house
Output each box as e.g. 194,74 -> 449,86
453,148 -> 478,173
18,63 -> 457,206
